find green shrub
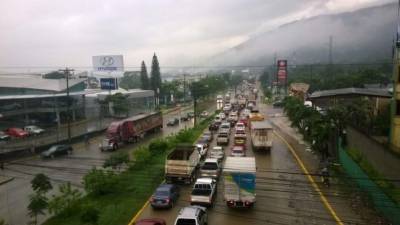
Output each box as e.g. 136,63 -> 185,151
83,168 -> 118,196
48,183 -> 82,216
132,146 -> 151,165
80,204 -> 99,225
148,139 -> 169,155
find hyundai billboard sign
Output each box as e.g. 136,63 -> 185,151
93,55 -> 124,72
100,78 -> 118,90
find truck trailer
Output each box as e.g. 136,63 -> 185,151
223,157 -> 256,208
250,120 -> 273,151
99,112 -> 163,151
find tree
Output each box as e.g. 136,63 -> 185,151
48,182 -> 82,216
31,173 -> 52,194
150,53 -> 162,98
119,72 -> 141,90
140,61 -> 150,90
27,193 -> 48,225
83,168 -> 118,196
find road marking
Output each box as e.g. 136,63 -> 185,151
273,131 -> 344,225
128,199 -> 150,225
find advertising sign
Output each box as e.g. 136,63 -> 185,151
277,59 -> 287,83
93,55 -> 124,72
100,78 -> 118,90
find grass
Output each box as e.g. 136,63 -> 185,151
347,147 -> 400,204
43,113 -> 215,225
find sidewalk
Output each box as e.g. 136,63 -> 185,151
269,114 -> 388,225
0,175 -> 14,185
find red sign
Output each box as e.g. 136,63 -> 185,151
277,59 -> 287,82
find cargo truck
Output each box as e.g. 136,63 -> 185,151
250,120 -> 273,150
223,157 -> 256,208
99,112 -> 163,151
165,144 -> 200,184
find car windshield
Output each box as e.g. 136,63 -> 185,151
176,219 -> 196,225
202,162 -> 218,170
47,146 -> 58,152
155,190 -> 170,197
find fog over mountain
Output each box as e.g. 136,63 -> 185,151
211,2 -> 397,66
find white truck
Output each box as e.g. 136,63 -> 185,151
223,157 -> 256,208
250,120 -> 273,151
165,144 -> 200,184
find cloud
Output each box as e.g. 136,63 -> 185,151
0,0 -> 394,69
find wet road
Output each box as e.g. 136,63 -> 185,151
137,102 -> 339,225
0,108 -> 203,225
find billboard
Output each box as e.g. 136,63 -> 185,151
277,59 -> 287,83
100,78 -> 118,90
93,55 -> 124,72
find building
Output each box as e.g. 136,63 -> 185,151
0,74 -> 86,129
309,87 -> 391,116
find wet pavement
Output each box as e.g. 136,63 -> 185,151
136,100 -> 370,225
0,108 -> 199,225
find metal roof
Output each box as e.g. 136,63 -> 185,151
310,88 -> 391,99
0,75 -> 85,92
251,120 -> 273,129
223,157 -> 256,173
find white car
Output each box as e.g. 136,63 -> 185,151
220,122 -> 231,132
218,113 -> 226,120
210,146 -> 224,162
235,122 -> 245,131
24,125 -> 45,135
174,206 -> 208,225
200,111 -> 209,118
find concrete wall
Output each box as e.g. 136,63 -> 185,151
346,126 -> 400,184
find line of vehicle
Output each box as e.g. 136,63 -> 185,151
273,131 -> 344,225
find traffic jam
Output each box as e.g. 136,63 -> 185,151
137,82 -> 275,225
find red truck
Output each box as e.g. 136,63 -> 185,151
99,112 -> 163,151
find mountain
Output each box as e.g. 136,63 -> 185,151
211,3 -> 397,66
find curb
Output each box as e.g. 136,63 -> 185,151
0,176 -> 14,186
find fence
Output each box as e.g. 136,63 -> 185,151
339,142 -> 400,225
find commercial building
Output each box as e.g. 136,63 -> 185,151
0,74 -> 86,129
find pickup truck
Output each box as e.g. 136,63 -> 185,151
200,158 -> 221,179
209,146 -> 224,162
216,131 -> 229,145
165,144 -> 200,184
190,178 -> 217,207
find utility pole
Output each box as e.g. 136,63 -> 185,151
183,73 -> 186,104
329,35 -> 333,77
59,67 -> 74,143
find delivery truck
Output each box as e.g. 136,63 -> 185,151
99,112 -> 163,151
223,157 -> 256,208
165,144 -> 200,184
250,120 -> 273,151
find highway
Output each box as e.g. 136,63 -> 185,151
135,101 -> 346,225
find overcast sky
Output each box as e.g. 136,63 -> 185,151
0,0 -> 395,70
